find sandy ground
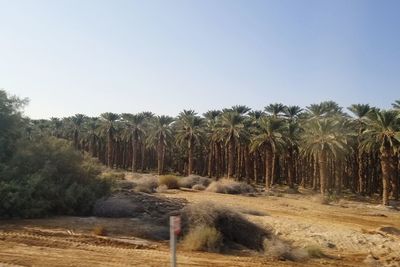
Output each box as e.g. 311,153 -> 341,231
1,184 -> 400,266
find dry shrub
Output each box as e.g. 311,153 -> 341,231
192,184 -> 206,191
158,175 -> 179,189
312,195 -> 331,205
101,171 -> 126,180
179,175 -> 212,188
156,184 -> 168,193
116,180 -> 135,190
92,225 -> 107,236
182,225 -> 223,252
237,207 -> 268,216
206,178 -> 255,195
180,201 -> 270,250
263,239 -> 307,261
133,176 -> 158,193
305,245 -> 326,258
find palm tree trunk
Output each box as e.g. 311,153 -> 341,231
319,150 -> 328,195
157,135 -> 164,175
188,139 -> 193,175
107,130 -> 113,168
132,133 -> 137,172
208,142 -> 213,178
265,144 -> 273,190
228,139 -> 235,178
390,154 -> 398,200
380,146 -> 391,205
287,147 -> 295,188
335,161 -> 342,195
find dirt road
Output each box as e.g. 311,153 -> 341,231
1,189 -> 399,266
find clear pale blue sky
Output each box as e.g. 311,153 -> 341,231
1,0 -> 399,119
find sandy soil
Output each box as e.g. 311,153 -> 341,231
1,186 -> 400,266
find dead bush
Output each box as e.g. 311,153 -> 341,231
179,201 -> 270,250
179,175 -> 212,188
101,171 -> 126,180
305,245 -> 326,258
133,176 -> 158,193
158,175 -> 179,189
156,184 -> 168,193
206,178 -> 255,195
312,195 -> 331,205
92,225 -> 107,236
192,184 -> 206,191
182,225 -> 223,252
263,239 -> 308,261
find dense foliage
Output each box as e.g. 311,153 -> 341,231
0,90 -> 111,218
8,88 -> 400,205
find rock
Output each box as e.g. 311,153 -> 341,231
377,226 -> 400,236
324,242 -> 336,249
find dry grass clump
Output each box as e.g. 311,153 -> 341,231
156,184 -> 168,193
180,201 -> 269,251
263,239 -> 308,261
206,178 -> 255,195
305,245 -> 327,258
192,184 -> 206,191
182,225 -> 223,252
101,171 -> 126,180
158,175 -> 179,189
133,176 -> 158,193
178,175 -> 212,189
92,225 -> 107,236
312,195 -> 331,205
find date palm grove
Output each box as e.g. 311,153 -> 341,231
29,99 -> 400,205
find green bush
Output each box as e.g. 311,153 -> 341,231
0,137 -> 111,218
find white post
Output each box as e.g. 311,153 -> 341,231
170,216 -> 180,267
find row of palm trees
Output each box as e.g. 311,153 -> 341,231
28,100 -> 400,205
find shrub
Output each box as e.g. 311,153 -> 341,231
101,171 -> 125,180
305,245 -> 326,258
192,184 -> 206,191
206,178 -> 255,195
180,201 -> 270,250
0,137 -> 111,218
178,175 -> 211,188
133,176 -> 158,193
158,175 -> 179,189
156,184 -> 168,193
92,225 -> 107,236
182,225 -> 223,252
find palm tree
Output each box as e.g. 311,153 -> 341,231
176,110 -> 204,175
70,114 -> 86,149
251,116 -> 286,189
348,104 -> 372,194
265,103 -> 286,117
392,100 -> 400,110
301,118 -> 349,195
147,115 -> 174,175
284,105 -> 303,121
204,110 -> 222,178
218,111 -> 245,178
362,110 -> 400,205
122,113 -> 146,172
100,112 -> 120,168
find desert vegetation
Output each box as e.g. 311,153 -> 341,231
1,89 -> 400,266
19,90 -> 400,205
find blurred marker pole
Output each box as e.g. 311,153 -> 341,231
170,216 -> 181,267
